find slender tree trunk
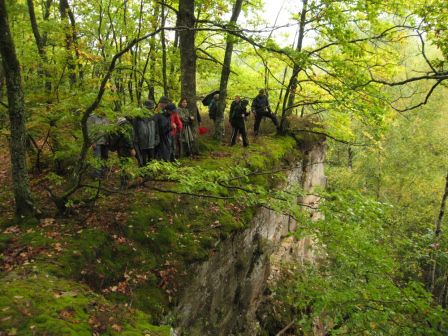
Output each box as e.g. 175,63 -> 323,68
160,1 -> 168,97
147,4 -> 160,103
26,0 -> 52,93
215,0 -> 243,140
133,0 -> 144,105
430,172 -> 448,293
0,0 -> 36,218
168,28 -> 179,97
59,0 -> 82,83
59,0 -> 77,85
178,0 -> 197,107
348,146 -> 353,170
279,0 -> 308,133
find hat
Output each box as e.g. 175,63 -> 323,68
144,99 -> 155,109
158,96 -> 170,104
165,103 -> 177,111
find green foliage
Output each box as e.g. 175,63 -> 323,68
281,191 -> 448,335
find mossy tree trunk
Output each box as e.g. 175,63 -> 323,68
0,0 -> 36,218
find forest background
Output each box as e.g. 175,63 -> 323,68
1,0 -> 448,334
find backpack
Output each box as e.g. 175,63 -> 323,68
108,118 -> 132,152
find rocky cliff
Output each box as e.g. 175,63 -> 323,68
173,139 -> 327,335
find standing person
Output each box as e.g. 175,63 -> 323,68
156,95 -> 170,113
165,103 -> 183,161
87,111 -> 110,178
178,97 -> 199,157
229,95 -> 241,122
154,102 -> 173,161
251,89 -> 279,136
132,99 -> 159,166
208,94 -> 219,122
229,98 -> 249,147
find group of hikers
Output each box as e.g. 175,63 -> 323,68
88,89 -> 279,186
209,88 -> 279,146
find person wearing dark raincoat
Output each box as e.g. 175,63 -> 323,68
154,101 -> 173,161
251,89 -> 279,136
132,99 -> 158,166
208,94 -> 219,121
229,97 -> 249,147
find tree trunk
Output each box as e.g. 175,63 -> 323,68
161,1 -> 168,97
0,0 -> 36,218
147,3 -> 160,103
26,0 -> 52,93
348,146 -> 353,170
214,0 -> 243,140
279,0 -> 308,133
430,172 -> 448,294
59,0 -> 78,85
178,0 -> 197,107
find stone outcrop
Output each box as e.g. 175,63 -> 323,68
173,140 -> 326,335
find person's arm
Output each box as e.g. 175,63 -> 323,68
176,113 -> 183,132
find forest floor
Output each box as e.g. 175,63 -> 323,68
0,118 -> 299,335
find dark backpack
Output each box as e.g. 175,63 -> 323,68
108,119 -> 132,152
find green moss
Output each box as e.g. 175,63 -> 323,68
0,269 -> 170,336
0,133 -> 300,334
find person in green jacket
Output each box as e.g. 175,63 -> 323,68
178,97 -> 199,157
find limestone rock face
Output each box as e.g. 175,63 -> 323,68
173,141 -> 326,335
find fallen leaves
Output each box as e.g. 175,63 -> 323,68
1,245 -> 45,272
40,218 -> 55,227
59,307 -> 78,323
53,242 -> 63,252
3,226 -> 20,235
156,261 -> 179,302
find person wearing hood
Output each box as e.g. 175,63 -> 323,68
229,97 -> 249,147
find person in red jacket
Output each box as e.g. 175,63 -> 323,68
165,103 -> 183,161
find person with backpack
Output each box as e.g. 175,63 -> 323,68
208,94 -> 219,122
229,96 -> 249,147
131,99 -> 159,166
154,100 -> 173,161
251,89 -> 279,136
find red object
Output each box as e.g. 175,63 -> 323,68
198,127 -> 208,135
170,112 -> 183,136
